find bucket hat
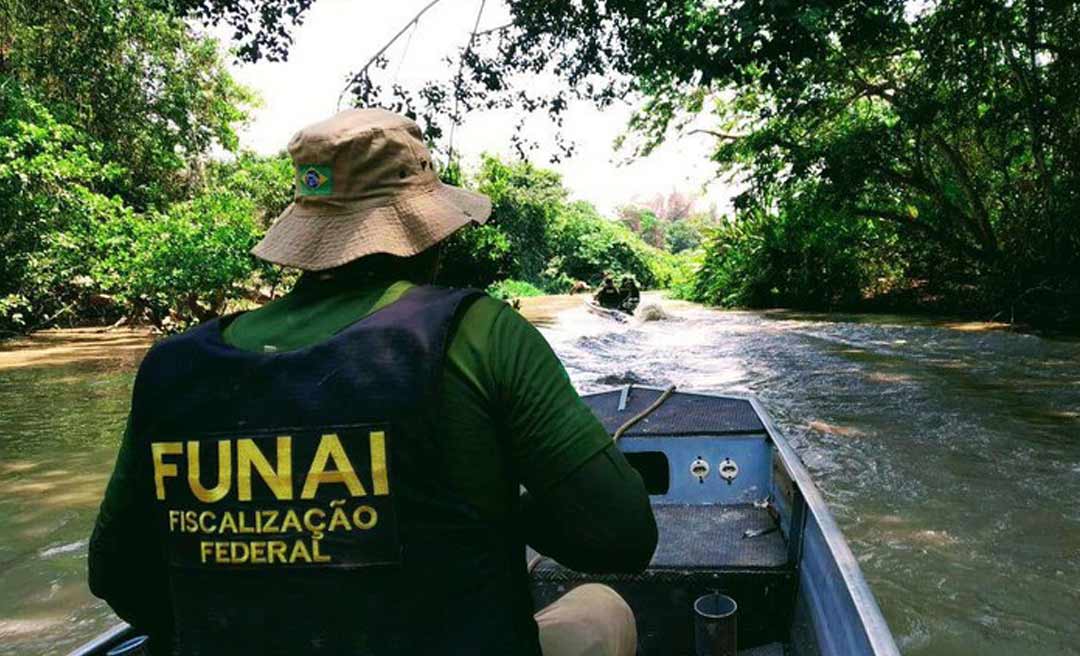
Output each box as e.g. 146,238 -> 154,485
252,109 -> 491,271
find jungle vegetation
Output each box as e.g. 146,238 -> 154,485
3,0 -> 1078,332
291,0 -> 1079,327
0,0 -> 679,335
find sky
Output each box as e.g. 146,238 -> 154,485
221,0 -> 739,216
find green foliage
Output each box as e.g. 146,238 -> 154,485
205,153 -> 295,228
91,191 -> 265,328
0,85 -> 129,332
0,0 -> 270,334
438,223 -> 513,288
638,213 -> 665,250
0,78 -> 284,333
665,219 -> 703,254
549,202 -> 663,289
437,156 -> 672,294
689,193 -> 904,310
101,152 -> 294,329
616,194 -> 712,257
4,0 -> 254,209
438,156 -> 559,288
665,253 -> 701,302
476,155 -> 564,285
486,279 -> 545,300
646,249 -> 694,293
43,0 -> 1080,331
616,206 -> 667,249
3,0 -> 688,335
298,0 -> 1078,326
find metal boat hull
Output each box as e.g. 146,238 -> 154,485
585,299 -> 633,321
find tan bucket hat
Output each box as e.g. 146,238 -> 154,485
252,108 -> 492,271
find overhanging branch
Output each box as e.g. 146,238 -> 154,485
335,0 -> 447,111
448,0 -> 488,160
687,129 -> 748,140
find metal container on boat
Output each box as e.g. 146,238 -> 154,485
71,386 -> 899,656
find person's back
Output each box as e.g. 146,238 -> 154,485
88,109 -> 657,656
594,278 -> 622,309
619,277 -> 640,312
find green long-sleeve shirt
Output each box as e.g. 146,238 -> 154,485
89,273 -> 657,637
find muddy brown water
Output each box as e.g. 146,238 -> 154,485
0,297 -> 1077,655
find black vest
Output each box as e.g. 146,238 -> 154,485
128,286 -> 540,656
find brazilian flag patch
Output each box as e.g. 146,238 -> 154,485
297,165 -> 333,196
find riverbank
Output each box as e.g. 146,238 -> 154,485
0,292 -> 1030,372
0,294 -> 600,374
0,329 -> 152,371
0,295 -> 591,371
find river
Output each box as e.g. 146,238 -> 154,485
0,296 -> 1077,655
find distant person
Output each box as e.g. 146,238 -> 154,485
88,109 -> 656,656
569,280 -> 591,295
594,276 -> 623,309
619,276 -> 640,313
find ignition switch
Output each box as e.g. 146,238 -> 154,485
690,457 -> 710,484
718,458 -> 739,484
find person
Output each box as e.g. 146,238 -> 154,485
568,280 -> 590,295
593,275 -> 622,309
618,276 -> 640,314
88,109 -> 656,656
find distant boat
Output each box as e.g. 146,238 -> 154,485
585,298 -> 633,321
72,386 -> 899,656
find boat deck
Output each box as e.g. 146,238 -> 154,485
527,387 -> 800,655
650,504 -> 787,570
584,387 -> 766,438
530,503 -> 795,655
532,504 -> 787,577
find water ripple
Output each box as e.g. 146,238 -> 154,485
541,296 -> 1080,656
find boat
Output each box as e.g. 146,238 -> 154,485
532,386 -> 900,655
585,298 -> 633,321
72,386 -> 899,656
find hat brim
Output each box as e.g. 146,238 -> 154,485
252,183 -> 492,271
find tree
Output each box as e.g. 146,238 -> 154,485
0,86 -> 130,332
616,206 -> 665,249
0,0 -> 259,332
3,0 -> 253,209
643,190 -> 696,223
190,0 -> 1077,323
664,219 -> 702,254
437,155 -> 676,292
550,201 -> 670,289
617,190 -> 706,252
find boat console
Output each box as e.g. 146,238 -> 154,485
529,387 -> 798,655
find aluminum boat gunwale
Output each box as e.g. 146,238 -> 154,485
745,395 -> 898,656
